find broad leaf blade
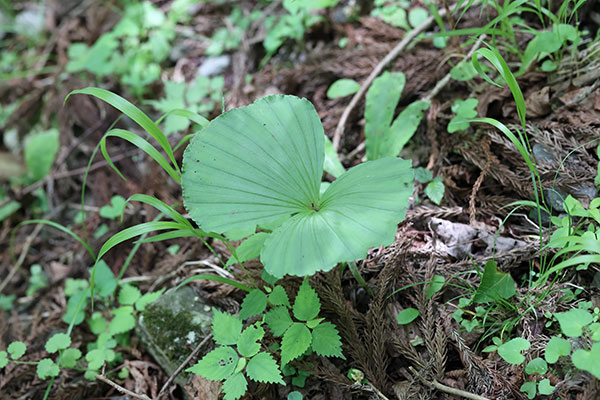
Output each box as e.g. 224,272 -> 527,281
365,71 -> 405,161
262,158 -> 413,277
182,95 -> 323,233
473,260 -> 516,303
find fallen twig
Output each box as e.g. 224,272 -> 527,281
157,334 -> 213,399
95,373 -> 152,400
409,366 -> 490,400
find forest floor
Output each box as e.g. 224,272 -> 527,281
1,1 -> 600,399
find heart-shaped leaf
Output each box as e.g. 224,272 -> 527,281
182,95 -> 413,278
498,337 -> 530,364
572,342 -> 600,379
545,336 -> 571,364
100,195 -> 127,220
554,309 -> 593,337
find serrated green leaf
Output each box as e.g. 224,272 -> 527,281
239,290 -> 268,320
281,323 -> 312,365
37,358 -> 60,380
86,348 -> 115,370
45,333 -> 71,354
311,322 -> 344,359
554,309 -> 594,337
118,284 -> 142,305
7,341 -> 26,359
246,351 -> 284,384
545,336 -> 571,364
60,348 -> 82,368
0,351 -> 8,368
264,306 -> 293,337
212,309 -> 243,345
473,260 -> 516,303
181,95 -> 413,278
237,325 -> 265,358
498,338 -> 530,365
397,308 -> 419,324
135,288 -> 165,311
269,285 -> 291,308
109,307 -> 136,335
293,280 -> 320,322
222,372 -> 248,400
187,346 -> 238,381
306,318 -> 324,329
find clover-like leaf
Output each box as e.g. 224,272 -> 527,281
554,309 -> 594,337
281,322 -> 312,365
118,284 -> 141,306
7,341 -> 26,360
264,306 -> 293,337
311,322 -> 344,359
239,290 -> 268,320
37,358 -> 60,380
545,336 -> 571,364
182,95 -> 413,278
572,342 -> 600,379
45,333 -> 71,354
135,288 -> 165,311
187,346 -> 239,381
237,324 -> 265,358
246,351 -> 284,384
60,348 -> 82,368
100,195 -> 127,220
269,285 -> 291,308
222,372 -> 248,400
498,338 -> 530,365
109,307 -> 136,335
538,378 -> 555,395
293,279 -> 320,322
520,381 -> 536,399
212,309 -> 243,345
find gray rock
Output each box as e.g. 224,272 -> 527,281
136,286 -> 213,390
572,184 -> 598,201
533,143 -> 555,165
197,55 -> 231,77
15,7 -> 45,38
544,188 -> 568,212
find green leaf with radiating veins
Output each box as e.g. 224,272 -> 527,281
182,95 -> 413,278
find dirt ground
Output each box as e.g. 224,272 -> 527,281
1,1 -> 600,399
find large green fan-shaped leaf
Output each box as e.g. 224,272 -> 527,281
182,95 -> 413,278
183,95 -> 323,233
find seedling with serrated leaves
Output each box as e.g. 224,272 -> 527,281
187,279 -> 343,400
